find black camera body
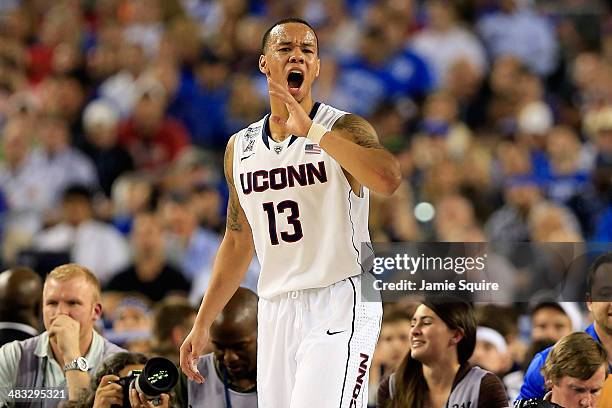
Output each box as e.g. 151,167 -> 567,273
115,369 -> 141,408
111,357 -> 179,408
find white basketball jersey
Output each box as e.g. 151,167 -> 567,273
232,102 -> 370,299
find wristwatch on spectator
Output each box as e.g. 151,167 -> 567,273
63,356 -> 89,372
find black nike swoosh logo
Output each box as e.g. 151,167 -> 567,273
241,154 -> 254,161
326,329 -> 346,335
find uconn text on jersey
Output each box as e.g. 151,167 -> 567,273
240,161 -> 328,194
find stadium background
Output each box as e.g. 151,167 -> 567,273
0,0 -> 611,404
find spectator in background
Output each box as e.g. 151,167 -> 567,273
505,339 -> 556,404
518,253 -> 612,401
40,75 -> 87,141
329,25 -> 433,117
150,298 -> 197,365
105,211 -> 190,302
167,49 -> 232,151
433,194 -> 478,241
470,326 -> 513,379
106,296 -> 152,354
377,307 -> 413,371
485,56 -> 529,132
485,160 -> 544,242
160,193 -> 220,282
316,1 -> 362,62
0,266 -> 42,346
591,153 -> 612,242
412,0 -> 487,88
188,287 -> 257,408
118,78 -> 190,173
477,0 -> 558,77
411,91 -> 473,172
30,115 -> 98,210
529,302 -> 576,343
110,173 -> 156,235
0,117 -> 50,244
543,127 -> 594,232
34,185 -> 130,285
0,264 -> 125,405
516,333 -> 608,408
60,351 -> 174,408
157,191 -> 259,299
377,297 -> 509,408
97,39 -> 147,118
79,99 -> 134,198
585,106 -> 612,241
122,0 -> 164,58
369,307 -> 413,407
369,180 -> 422,242
527,202 -> 583,243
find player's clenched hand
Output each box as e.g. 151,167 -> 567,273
47,314 -> 81,362
93,375 -> 123,408
179,326 -> 209,383
267,75 -> 312,137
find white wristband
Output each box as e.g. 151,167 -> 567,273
307,123 -> 327,144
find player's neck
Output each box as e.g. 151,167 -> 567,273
269,96 -> 313,142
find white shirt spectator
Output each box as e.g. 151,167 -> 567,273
29,146 -> 98,206
477,8 -> 558,76
34,220 -> 130,285
98,71 -> 138,118
0,154 -> 53,235
412,26 -> 487,87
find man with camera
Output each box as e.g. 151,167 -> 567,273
89,357 -> 177,408
188,288 -> 257,408
515,332 -> 608,408
0,264 -> 125,407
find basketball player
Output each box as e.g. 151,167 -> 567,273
180,18 -> 401,407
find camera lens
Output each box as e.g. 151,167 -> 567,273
135,357 -> 179,397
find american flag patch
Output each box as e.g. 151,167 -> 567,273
305,144 -> 321,154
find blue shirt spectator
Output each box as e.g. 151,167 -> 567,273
167,51 -> 232,151
329,28 -> 433,117
518,324 -> 612,401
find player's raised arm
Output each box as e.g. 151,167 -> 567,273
325,113 -> 400,196
267,77 -> 401,196
179,135 -> 255,383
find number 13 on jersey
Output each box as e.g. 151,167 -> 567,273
262,200 -> 304,245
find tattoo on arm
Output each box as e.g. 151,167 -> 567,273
332,114 -> 384,150
224,137 -> 243,232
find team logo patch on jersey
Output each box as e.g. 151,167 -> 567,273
274,145 -> 283,154
305,144 -> 321,154
244,139 -> 255,153
244,126 -> 260,140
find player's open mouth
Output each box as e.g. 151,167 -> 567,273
287,70 -> 304,94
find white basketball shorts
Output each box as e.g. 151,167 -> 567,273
257,275 -> 382,408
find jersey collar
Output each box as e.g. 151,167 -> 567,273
262,102 -> 321,150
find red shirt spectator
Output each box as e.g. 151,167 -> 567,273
118,79 -> 190,172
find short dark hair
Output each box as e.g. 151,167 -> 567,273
261,17 -> 318,54
62,184 -> 93,203
530,302 -> 567,319
586,252 -> 612,298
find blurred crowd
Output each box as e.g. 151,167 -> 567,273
1,0 -> 612,406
